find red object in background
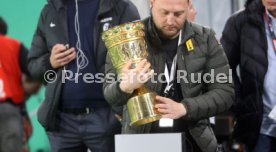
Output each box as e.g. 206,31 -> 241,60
0,35 -> 24,104
273,39 -> 276,51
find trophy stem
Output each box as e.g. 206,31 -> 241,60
133,85 -> 149,96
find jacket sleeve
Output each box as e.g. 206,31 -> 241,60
103,1 -> 140,106
220,13 -> 243,114
19,44 -> 38,83
28,6 -> 54,83
182,29 -> 234,121
103,54 -> 132,106
19,43 -> 30,76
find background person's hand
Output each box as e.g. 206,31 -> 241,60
50,44 -> 76,69
155,96 -> 187,119
22,74 -> 41,95
119,59 -> 153,94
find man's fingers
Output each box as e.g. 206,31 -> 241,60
156,96 -> 170,103
57,50 -> 76,62
52,44 -> 66,54
58,51 -> 76,66
140,62 -> 151,73
147,69 -> 154,78
136,59 -> 147,70
140,69 -> 154,83
52,44 -> 62,50
122,60 -> 132,71
55,48 -> 75,60
157,108 -> 169,114
155,103 -> 167,109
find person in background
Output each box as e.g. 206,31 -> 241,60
103,0 -> 234,151
221,0 -> 276,151
0,16 -> 40,152
28,0 -> 140,151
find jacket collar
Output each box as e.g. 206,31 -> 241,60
180,21 -> 195,45
47,0 -> 66,10
48,0 -> 114,17
97,0 -> 113,18
246,0 -> 265,25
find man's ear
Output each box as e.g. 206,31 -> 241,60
150,0 -> 154,9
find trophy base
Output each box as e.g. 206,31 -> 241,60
127,92 -> 162,126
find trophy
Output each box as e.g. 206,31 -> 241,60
102,21 -> 161,126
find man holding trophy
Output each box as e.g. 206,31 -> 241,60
102,0 -> 234,151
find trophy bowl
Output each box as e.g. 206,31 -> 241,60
102,21 -> 161,126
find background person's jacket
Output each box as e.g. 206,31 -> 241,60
221,0 -> 268,149
0,35 -> 29,104
104,17 -> 234,152
28,0 -> 140,131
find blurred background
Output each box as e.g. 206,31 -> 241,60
0,0 -> 247,151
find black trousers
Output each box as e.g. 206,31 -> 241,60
47,107 -> 121,152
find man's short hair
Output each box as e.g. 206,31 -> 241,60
0,17 -> 8,35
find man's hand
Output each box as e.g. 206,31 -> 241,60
22,74 -> 41,96
50,44 -> 76,69
155,96 -> 187,119
119,59 -> 153,94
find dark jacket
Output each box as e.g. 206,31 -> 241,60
221,0 -> 266,149
104,17 -> 234,152
28,0 -> 140,131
